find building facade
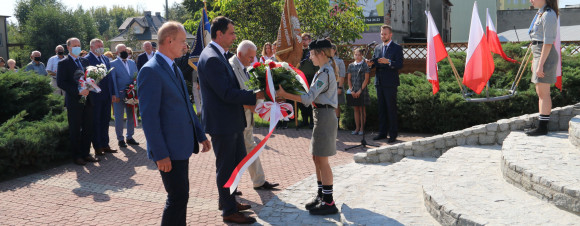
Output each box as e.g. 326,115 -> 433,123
497,0 -> 532,10
354,0 -> 452,44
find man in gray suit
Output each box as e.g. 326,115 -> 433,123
111,43 -> 140,148
228,40 -> 279,191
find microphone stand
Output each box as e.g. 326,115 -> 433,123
345,43 -> 378,151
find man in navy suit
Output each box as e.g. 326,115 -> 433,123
137,41 -> 154,71
110,44 -> 140,148
57,37 -> 101,165
197,16 -> 264,224
84,38 -> 117,156
138,21 -> 211,226
367,25 -> 404,143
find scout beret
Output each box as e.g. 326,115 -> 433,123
308,39 -> 332,51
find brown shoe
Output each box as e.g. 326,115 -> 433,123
223,212 -> 256,224
104,147 -> 118,153
95,148 -> 105,156
218,202 -> 252,211
84,156 -> 101,162
74,158 -> 87,165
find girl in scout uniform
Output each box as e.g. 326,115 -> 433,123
526,0 -> 559,136
277,39 -> 339,215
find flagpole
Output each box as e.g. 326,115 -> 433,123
203,0 -> 207,11
514,44 -> 533,90
294,101 -> 298,129
446,55 -> 464,94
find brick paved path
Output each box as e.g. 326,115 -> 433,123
0,124 -> 428,225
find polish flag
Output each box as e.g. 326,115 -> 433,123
555,17 -> 562,91
463,2 -> 495,94
425,11 -> 448,94
486,8 -> 517,63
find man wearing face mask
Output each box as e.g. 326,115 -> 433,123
84,38 -> 117,156
110,44 -> 140,148
46,45 -> 66,95
25,50 -> 48,76
57,37 -> 100,166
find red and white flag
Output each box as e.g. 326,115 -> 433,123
555,17 -> 562,91
425,11 -> 448,94
486,8 -> 517,63
463,2 -> 495,94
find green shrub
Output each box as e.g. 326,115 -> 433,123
340,42 -> 580,134
0,110 -> 69,179
0,70 -> 64,123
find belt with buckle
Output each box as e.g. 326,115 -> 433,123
314,104 -> 334,109
532,41 -> 544,45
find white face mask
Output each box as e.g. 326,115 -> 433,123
95,47 -> 105,55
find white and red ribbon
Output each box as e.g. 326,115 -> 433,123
224,65 -> 291,194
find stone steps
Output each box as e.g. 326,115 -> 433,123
568,115 -> 580,148
256,158 -> 440,225
423,146 -> 580,225
501,131 -> 580,214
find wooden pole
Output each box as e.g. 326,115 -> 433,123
446,55 -> 464,94
515,49 -> 533,89
513,44 -> 532,90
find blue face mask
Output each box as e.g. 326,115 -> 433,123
71,47 -> 82,56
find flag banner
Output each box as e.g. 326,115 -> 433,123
463,2 -> 495,94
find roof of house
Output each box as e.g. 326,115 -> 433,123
111,12 -> 194,42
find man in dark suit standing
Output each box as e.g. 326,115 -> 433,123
367,25 -> 404,143
84,38 -> 117,156
57,37 -> 101,165
137,22 -> 211,226
137,41 -> 155,71
197,16 -> 264,224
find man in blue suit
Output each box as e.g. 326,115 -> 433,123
57,37 -> 101,165
110,44 -> 140,148
137,21 -> 211,226
367,25 -> 404,143
197,16 -> 264,224
84,38 -> 117,156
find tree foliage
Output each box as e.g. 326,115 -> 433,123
182,0 -> 367,49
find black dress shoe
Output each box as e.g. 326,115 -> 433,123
95,148 -> 105,156
305,195 -> 321,210
126,138 -> 140,145
373,135 -> 386,140
84,156 -> 101,162
233,190 -> 242,196
254,181 -> 280,190
74,158 -> 87,165
309,201 -> 338,215
104,147 -> 118,153
387,138 -> 397,144
223,212 -> 256,224
118,140 -> 127,148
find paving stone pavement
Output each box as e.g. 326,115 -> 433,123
256,157 -> 440,226
0,123 -> 429,225
423,145 -> 580,225
501,131 -> 580,214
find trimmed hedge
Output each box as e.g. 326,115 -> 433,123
340,42 -> 580,134
0,71 -> 69,180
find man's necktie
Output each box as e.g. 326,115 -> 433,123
75,59 -> 83,71
243,68 -> 250,79
383,45 -> 388,58
172,63 -> 180,80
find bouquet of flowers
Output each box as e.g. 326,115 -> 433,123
246,60 -> 308,102
78,64 -> 114,104
124,72 -> 139,127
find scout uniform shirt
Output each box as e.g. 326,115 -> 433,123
529,5 -> 558,44
300,61 -> 338,108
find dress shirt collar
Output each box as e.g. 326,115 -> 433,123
69,54 -> 79,61
383,40 -> 392,48
235,56 -> 245,69
210,41 -> 226,56
353,59 -> 364,65
156,51 -> 175,69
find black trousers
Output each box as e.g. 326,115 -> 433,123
376,86 -> 398,139
211,132 -> 246,216
159,159 -> 189,226
91,95 -> 111,149
66,101 -> 93,159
